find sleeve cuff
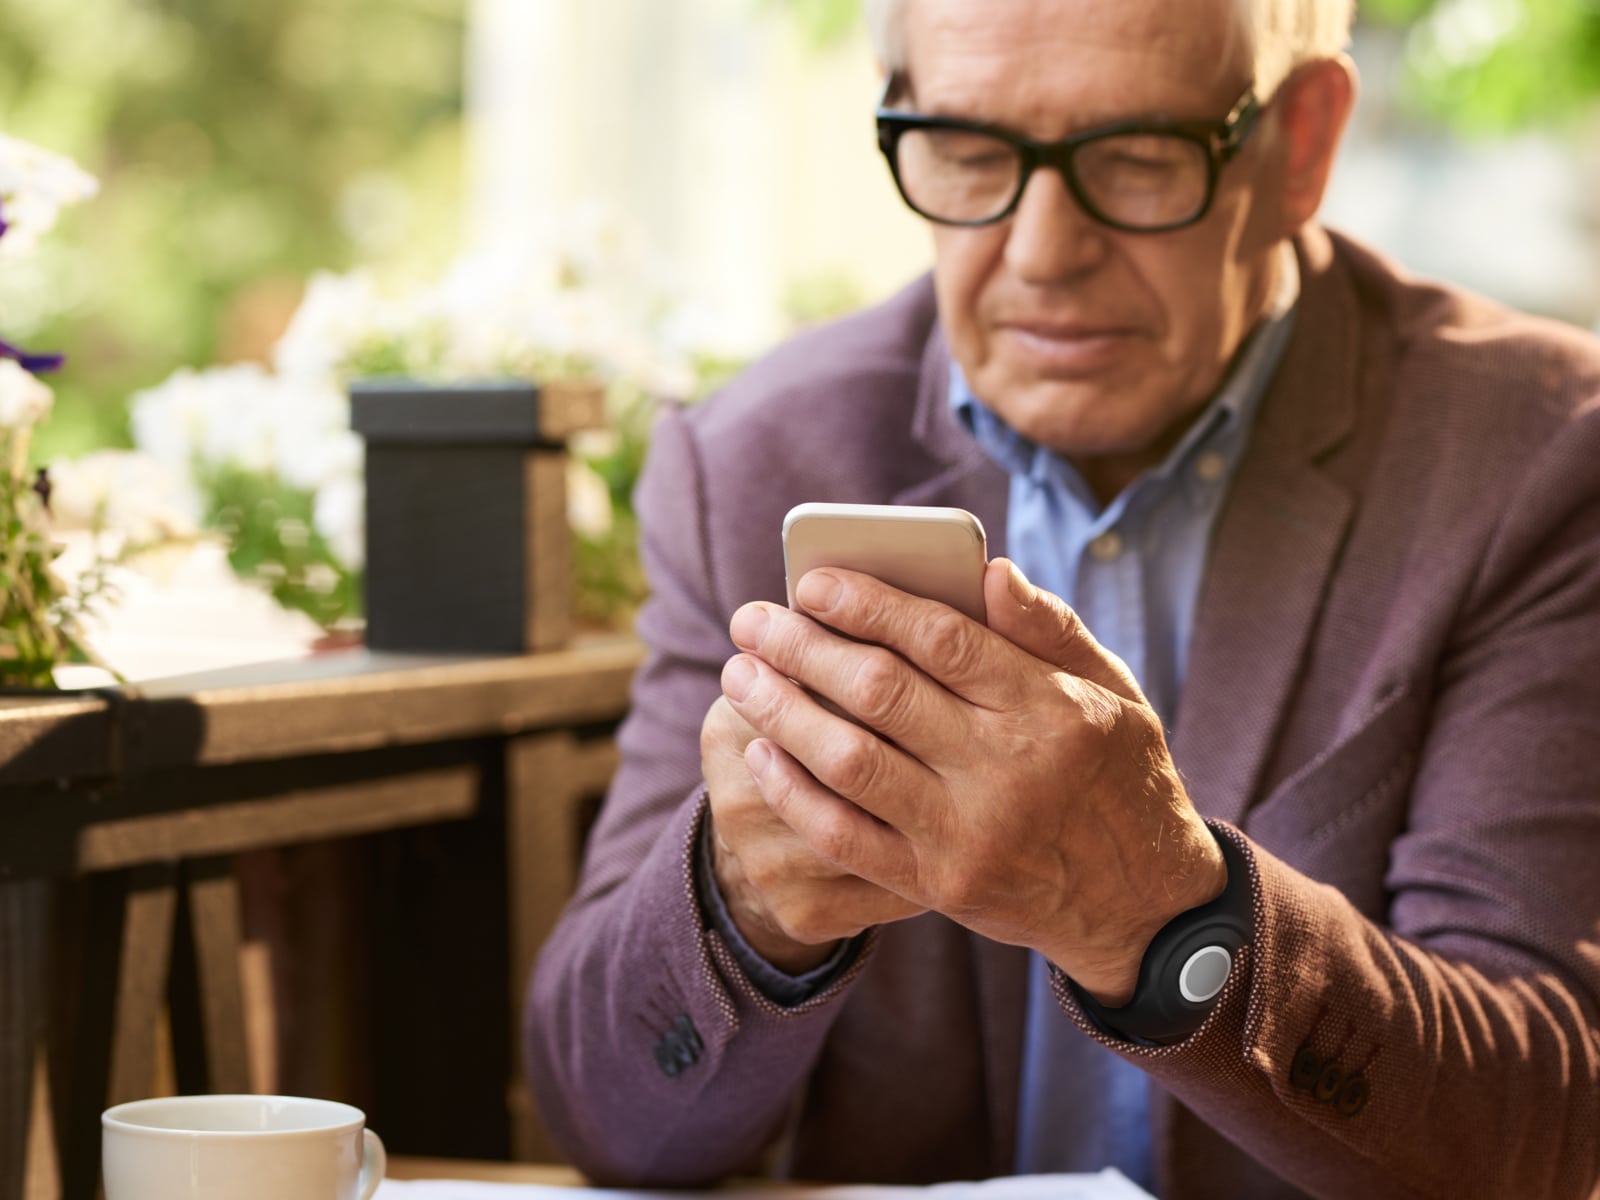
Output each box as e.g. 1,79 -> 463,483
693,808 -> 860,1006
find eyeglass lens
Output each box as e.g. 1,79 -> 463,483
894,127 -> 1212,229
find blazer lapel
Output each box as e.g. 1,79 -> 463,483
892,322 -> 1011,550
1171,230 -> 1362,826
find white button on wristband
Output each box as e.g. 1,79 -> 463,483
1178,944 -> 1232,1003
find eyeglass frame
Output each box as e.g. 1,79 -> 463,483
874,81 -> 1263,234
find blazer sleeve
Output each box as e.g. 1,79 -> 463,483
522,400 -> 872,1187
1057,404 -> 1600,1199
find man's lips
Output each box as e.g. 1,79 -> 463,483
993,319 -> 1142,372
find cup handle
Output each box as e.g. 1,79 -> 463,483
358,1128 -> 387,1200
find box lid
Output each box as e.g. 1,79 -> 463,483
350,377 -> 606,445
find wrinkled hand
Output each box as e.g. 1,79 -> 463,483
701,693 -> 922,974
719,557 -> 1226,1004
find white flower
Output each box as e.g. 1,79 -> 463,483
312,475 -> 365,569
130,364 -> 269,476
263,378 -> 357,493
0,132 -> 98,257
566,458 -> 614,539
0,358 -> 53,426
267,203 -> 730,408
46,449 -> 201,545
130,365 -> 360,514
273,269 -> 391,381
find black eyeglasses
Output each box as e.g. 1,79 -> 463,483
875,83 -> 1261,233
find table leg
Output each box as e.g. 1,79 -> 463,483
168,858 -> 250,1095
1,880 -> 50,1200
56,865 -> 177,1200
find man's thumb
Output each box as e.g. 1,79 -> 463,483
983,558 -> 1147,704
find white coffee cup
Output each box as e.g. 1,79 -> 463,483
102,1094 -> 386,1200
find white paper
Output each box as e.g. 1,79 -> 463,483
375,1168 -> 1153,1200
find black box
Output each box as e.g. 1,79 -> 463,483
350,378 -> 605,654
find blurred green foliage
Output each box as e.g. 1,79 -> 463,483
0,0 -> 467,462
199,461 -> 360,630
1351,0 -> 1600,133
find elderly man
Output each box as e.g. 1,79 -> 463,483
526,0 -> 1600,1195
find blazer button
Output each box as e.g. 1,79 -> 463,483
1290,1046 -> 1322,1091
1314,1061 -> 1347,1103
652,1015 -> 703,1079
1335,1073 -> 1370,1117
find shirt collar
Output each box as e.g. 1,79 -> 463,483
952,243 -> 1300,515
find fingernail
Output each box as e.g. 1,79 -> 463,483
729,604 -> 769,650
1007,560 -> 1035,605
746,739 -> 772,776
722,655 -> 757,702
797,569 -> 841,613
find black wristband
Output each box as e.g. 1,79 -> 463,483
1071,830 -> 1253,1046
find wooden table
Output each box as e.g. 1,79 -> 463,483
389,1158 -> 583,1185
0,638 -> 644,1200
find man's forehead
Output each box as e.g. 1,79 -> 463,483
901,0 -> 1248,120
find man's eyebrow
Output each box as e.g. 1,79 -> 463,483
897,101 -> 1196,136
889,84 -> 1199,132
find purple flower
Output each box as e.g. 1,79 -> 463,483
0,197 -> 66,373
0,336 -> 64,374
0,198 -> 65,373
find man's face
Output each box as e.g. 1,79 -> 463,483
903,0 -> 1289,480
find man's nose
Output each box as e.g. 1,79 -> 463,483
1001,167 -> 1110,284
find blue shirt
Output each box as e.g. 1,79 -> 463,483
952,252 -> 1299,1186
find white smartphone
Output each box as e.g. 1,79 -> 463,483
781,502 -> 989,623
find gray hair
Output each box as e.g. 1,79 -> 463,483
862,0 -> 1354,98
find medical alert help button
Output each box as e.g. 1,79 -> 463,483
1179,945 -> 1232,1003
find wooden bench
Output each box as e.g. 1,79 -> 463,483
0,638 -> 643,1200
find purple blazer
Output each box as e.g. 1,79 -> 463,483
526,227 -> 1600,1198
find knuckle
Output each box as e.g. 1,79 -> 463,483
851,647 -> 910,727
765,608 -> 822,677
775,913 -> 825,947
741,849 -> 784,895
819,730 -> 884,800
703,696 -> 748,745
806,807 -> 857,866
1114,700 -> 1169,761
739,668 -> 786,725
773,895 -> 841,946
924,608 -> 979,676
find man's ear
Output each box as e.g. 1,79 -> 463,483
1274,55 -> 1358,233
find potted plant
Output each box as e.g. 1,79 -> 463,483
0,133 -> 106,690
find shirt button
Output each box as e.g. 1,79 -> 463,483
1195,451 -> 1227,483
1088,531 -> 1124,561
